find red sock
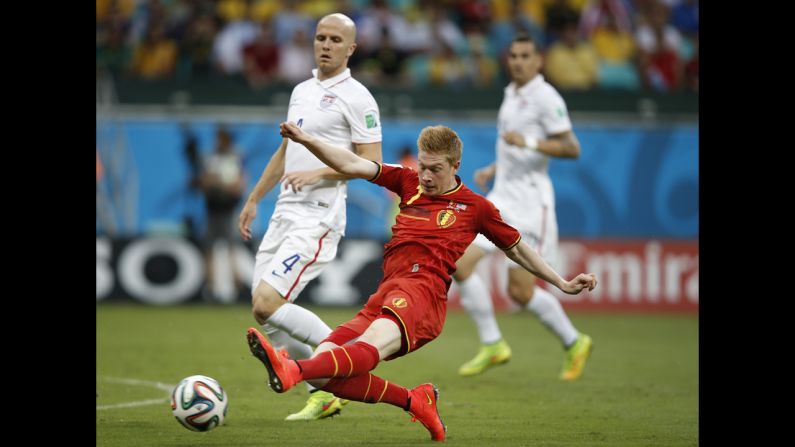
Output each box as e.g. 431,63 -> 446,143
296,342 -> 380,380
322,373 -> 410,410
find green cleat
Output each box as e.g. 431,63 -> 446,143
458,339 -> 512,377
560,333 -> 593,381
285,390 -> 349,421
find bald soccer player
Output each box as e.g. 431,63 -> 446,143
238,13 -> 383,421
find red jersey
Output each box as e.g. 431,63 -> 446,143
370,162 -> 521,289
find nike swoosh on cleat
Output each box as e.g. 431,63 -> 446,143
425,392 -> 432,406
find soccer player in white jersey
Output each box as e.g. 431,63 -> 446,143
453,34 -> 593,380
238,13 -> 382,420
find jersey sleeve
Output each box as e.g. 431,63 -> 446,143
286,86 -> 298,121
479,198 -> 522,250
369,162 -> 417,197
539,88 -> 573,136
344,90 -> 382,144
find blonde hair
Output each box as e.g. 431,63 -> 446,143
417,125 -> 463,166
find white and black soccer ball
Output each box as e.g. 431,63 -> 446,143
171,375 -> 229,432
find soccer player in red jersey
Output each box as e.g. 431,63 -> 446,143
246,122 -> 597,442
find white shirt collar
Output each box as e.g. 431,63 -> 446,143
507,74 -> 544,95
312,68 -> 352,89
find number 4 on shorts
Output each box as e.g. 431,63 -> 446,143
281,254 -> 300,274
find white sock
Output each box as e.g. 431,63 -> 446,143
262,323 -> 314,360
266,302 -> 333,346
526,287 -> 578,348
458,275 -> 503,345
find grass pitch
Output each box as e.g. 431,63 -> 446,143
97,304 -> 697,446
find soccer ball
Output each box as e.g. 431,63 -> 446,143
171,375 -> 229,432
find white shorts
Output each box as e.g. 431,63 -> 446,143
251,218 -> 342,302
472,203 -> 559,270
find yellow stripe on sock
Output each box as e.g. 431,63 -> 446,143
364,373 -> 373,401
330,350 -> 339,377
377,380 -> 389,403
340,346 -> 354,377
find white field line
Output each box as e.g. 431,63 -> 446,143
96,376 -> 176,411
97,398 -> 168,410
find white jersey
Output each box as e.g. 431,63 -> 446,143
274,68 -> 381,234
489,74 -> 571,232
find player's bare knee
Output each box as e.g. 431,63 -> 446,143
508,283 -> 534,306
251,288 -> 284,322
251,307 -> 267,326
360,318 -> 402,359
453,266 -> 473,282
455,246 -> 485,282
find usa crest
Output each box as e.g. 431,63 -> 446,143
319,94 -> 337,109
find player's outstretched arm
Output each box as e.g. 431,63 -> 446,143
539,130 -> 581,158
502,130 -> 580,158
504,241 -> 597,294
281,142 -> 382,192
280,121 -> 378,180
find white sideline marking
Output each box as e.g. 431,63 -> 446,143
97,398 -> 167,410
96,376 -> 176,411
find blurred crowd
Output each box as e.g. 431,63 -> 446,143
96,0 -> 698,93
